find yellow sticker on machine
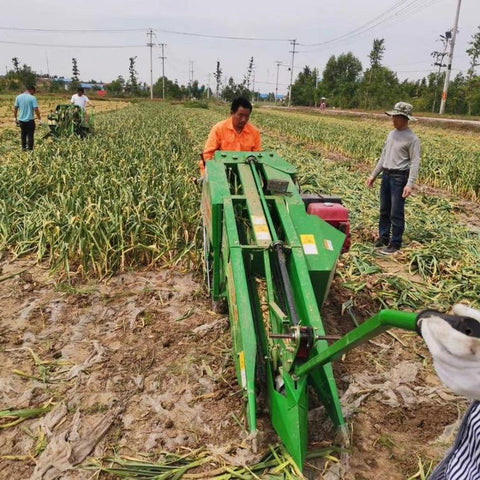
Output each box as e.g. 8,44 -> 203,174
300,234 -> 318,255
238,351 -> 247,388
252,216 -> 271,242
254,224 -> 271,241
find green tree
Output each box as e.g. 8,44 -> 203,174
221,77 -> 250,102
214,61 -> 222,97
11,57 -> 20,72
244,57 -> 254,90
359,38 -> 395,109
153,76 -> 207,100
466,26 -> 480,79
126,56 -> 139,96
447,73 -> 468,114
48,78 -> 65,93
358,66 -> 400,110
322,52 -> 362,108
368,38 -> 385,68
4,61 -> 37,90
291,66 -> 318,106
106,76 -> 125,96
465,26 -> 480,114
189,79 -> 205,99
71,58 -> 80,91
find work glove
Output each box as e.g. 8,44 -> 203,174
418,304 -> 480,400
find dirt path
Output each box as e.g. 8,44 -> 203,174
263,105 -> 480,131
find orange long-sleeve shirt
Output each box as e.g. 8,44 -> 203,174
202,117 -> 261,160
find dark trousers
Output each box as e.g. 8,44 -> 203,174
379,171 -> 409,249
19,120 -> 35,150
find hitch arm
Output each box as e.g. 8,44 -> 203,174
295,309 -> 417,378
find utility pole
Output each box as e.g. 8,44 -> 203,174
288,39 -> 297,107
431,34 -> 449,113
159,43 -> 167,100
275,61 -> 282,105
147,28 -> 154,100
45,51 -> 50,76
189,61 -> 194,85
439,0 -> 462,114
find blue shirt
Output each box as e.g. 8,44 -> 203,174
14,92 -> 38,122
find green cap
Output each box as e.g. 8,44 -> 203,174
385,102 -> 416,121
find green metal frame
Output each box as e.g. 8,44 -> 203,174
46,104 -> 93,138
201,151 -> 418,471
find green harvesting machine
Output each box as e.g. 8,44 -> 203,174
45,104 -> 93,138
200,151 -> 420,471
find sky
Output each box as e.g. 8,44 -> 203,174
1,0 -> 479,94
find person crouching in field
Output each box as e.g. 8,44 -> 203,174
366,102 -> 420,255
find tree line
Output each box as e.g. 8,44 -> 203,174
291,28 -> 480,115
1,26 -> 479,115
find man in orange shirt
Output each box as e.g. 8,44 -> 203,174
201,97 -> 261,171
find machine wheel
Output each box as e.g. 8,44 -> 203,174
202,221 -> 212,293
203,221 -> 228,314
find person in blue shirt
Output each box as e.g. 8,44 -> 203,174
13,86 -> 42,151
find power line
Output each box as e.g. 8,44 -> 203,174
299,0 -> 406,47
0,25 -> 290,42
0,0 -> 444,53
0,39 -> 144,48
0,26 -> 145,33
154,28 -> 289,42
299,0 -> 443,51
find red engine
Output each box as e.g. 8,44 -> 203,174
307,202 -> 351,253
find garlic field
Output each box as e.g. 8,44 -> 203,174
0,101 -> 478,479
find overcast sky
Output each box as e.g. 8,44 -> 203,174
1,0 -> 479,94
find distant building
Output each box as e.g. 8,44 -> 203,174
46,77 -> 105,91
258,93 -> 285,101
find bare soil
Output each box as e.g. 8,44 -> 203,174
0,255 -> 468,479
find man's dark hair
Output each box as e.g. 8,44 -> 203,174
77,87 -> 85,93
231,97 -> 252,113
26,85 -> 36,93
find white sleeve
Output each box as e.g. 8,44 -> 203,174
420,308 -> 480,400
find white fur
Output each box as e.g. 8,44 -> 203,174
420,304 -> 480,401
